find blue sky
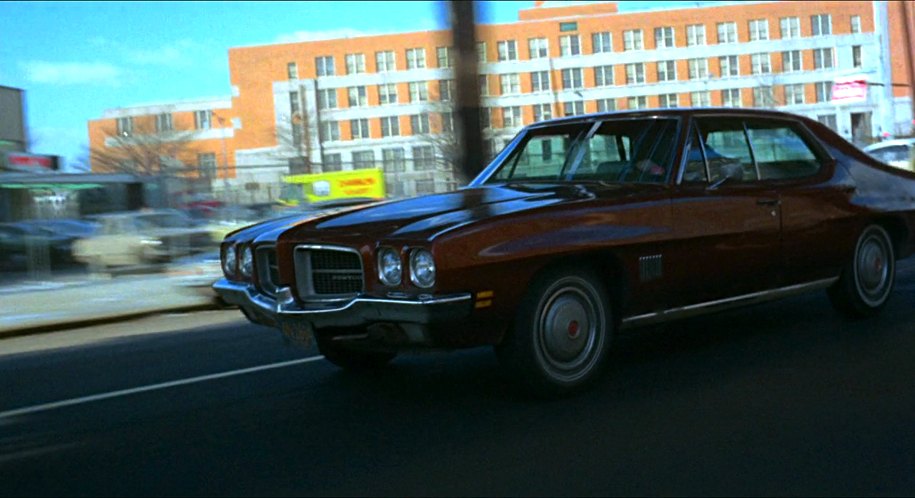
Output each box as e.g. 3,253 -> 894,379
0,1 -> 727,171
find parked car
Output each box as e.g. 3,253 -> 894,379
863,138 -> 915,170
0,222 -> 82,268
73,209 -> 216,271
214,108 -> 915,395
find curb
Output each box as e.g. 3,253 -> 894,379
0,302 -> 226,341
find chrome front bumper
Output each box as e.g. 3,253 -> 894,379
212,278 -> 473,330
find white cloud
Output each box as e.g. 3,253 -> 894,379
19,60 -> 126,86
126,39 -> 208,67
274,28 -> 406,44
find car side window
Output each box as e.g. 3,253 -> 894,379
682,124 -> 709,184
696,118 -> 757,183
745,120 -> 821,180
871,145 -> 910,164
492,124 -> 589,181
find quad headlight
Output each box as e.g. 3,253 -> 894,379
377,247 -> 402,286
240,245 -> 254,277
410,249 -> 436,288
222,244 -> 237,276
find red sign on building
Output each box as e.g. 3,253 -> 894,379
2,152 -> 59,172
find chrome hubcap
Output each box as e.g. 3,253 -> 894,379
855,231 -> 892,306
535,280 -> 603,382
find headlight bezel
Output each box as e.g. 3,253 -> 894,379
409,248 -> 436,289
239,244 -> 254,278
377,247 -> 403,286
222,243 -> 237,277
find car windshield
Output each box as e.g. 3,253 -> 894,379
485,118 -> 679,184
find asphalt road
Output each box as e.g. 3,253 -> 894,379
2,267 -> 915,496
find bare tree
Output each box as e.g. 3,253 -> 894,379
88,121 -> 200,176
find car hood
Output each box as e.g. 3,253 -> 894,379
280,182 -> 666,241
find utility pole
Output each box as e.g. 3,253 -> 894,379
450,0 -> 485,183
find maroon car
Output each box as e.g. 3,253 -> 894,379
215,108 -> 915,395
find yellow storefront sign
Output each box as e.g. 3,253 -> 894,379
279,168 -> 386,206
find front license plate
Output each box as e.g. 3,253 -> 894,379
281,321 -> 314,347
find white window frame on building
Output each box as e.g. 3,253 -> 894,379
628,96 -> 648,110
784,83 -> 805,105
382,147 -> 405,173
117,116 -> 133,136
480,107 -> 491,129
717,22 -> 737,44
480,75 -> 489,96
436,46 -> 453,68
315,56 -> 335,76
289,91 -> 300,114
817,114 -> 838,131
596,98 -> 616,112
851,15 -> 862,34
438,80 -> 453,101
594,65 -> 614,86
813,48 -> 834,70
719,55 -> 739,78
350,118 -> 370,140
477,42 -> 487,63
529,37 -> 549,58
562,67 -> 584,89
381,116 -> 400,137
440,111 -> 454,133
155,113 -> 173,132
376,50 -> 396,72
780,17 -> 801,39
721,88 -> 741,107
406,48 -> 426,69
623,29 -> 644,51
852,45 -> 863,68
751,53 -> 772,75
502,106 -> 522,128
500,73 -> 521,95
497,40 -> 518,61
688,58 -> 708,80
815,81 -> 833,102
411,114 -> 430,134
321,121 -> 340,141
687,24 -> 706,46
409,81 -> 429,102
533,103 -> 552,122
626,63 -> 646,84
348,86 -> 368,107
198,153 -> 217,178
655,26 -> 675,49
287,62 -> 298,80
531,71 -> 551,92
345,53 -> 366,75
748,19 -> 769,41
318,89 -> 337,110
378,84 -> 397,105
811,14 -> 832,36
690,91 -> 711,107
323,153 -> 342,172
563,100 -> 585,116
352,150 -> 375,169
194,110 -> 212,130
657,60 -> 677,82
592,32 -> 612,53
412,145 -> 435,171
782,50 -> 802,72
559,34 -> 581,56
659,93 -> 679,108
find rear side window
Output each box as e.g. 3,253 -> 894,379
745,120 -> 821,180
697,118 -> 757,182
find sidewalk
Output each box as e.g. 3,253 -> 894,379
0,273 -> 220,338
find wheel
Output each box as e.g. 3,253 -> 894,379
828,224 -> 895,319
316,335 -> 396,371
496,265 -> 614,396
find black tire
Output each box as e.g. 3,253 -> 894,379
316,336 -> 396,371
828,224 -> 895,319
496,265 -> 614,396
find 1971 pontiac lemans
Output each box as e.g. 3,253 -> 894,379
215,108 -> 915,395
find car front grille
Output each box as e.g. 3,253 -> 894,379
255,245 -> 280,297
294,246 -> 364,301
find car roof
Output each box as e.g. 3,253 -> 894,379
524,107 -> 818,129
863,138 -> 915,151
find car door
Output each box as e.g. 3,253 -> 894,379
667,117 -> 782,307
744,118 -> 856,286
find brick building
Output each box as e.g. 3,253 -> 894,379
88,0 -> 915,200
